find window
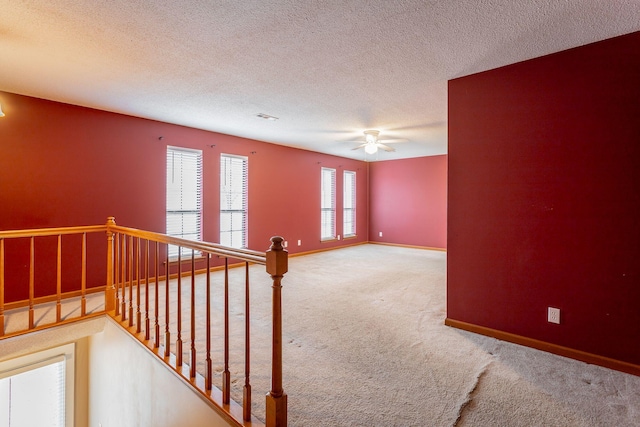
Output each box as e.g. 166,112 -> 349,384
0,343 -> 75,427
220,154 -> 248,248
343,170 -> 356,237
166,147 -> 203,257
321,167 -> 336,240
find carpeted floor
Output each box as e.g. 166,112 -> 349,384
4,244 -> 639,426
250,244 -> 639,426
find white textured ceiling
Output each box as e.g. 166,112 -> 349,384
1,1 -> 639,160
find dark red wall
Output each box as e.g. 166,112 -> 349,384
369,156 -> 447,249
448,31 -> 640,365
0,92 -> 368,301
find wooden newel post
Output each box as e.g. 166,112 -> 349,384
105,217 -> 116,312
265,236 -> 288,427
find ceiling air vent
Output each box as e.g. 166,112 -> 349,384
256,113 -> 279,121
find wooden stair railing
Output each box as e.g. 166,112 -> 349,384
0,217 -> 288,427
0,223 -> 108,336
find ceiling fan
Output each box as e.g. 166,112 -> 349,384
351,130 -> 406,154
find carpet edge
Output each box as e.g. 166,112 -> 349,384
444,318 -> 640,377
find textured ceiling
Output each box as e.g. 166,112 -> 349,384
1,1 -> 639,161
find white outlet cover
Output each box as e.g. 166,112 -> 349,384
548,307 -> 560,324
379,232 -> 383,237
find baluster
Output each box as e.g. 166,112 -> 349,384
145,239 -> 150,340
128,235 -> 134,327
136,237 -> 141,333
105,217 -> 116,311
190,250 -> 196,378
120,235 -> 127,321
222,257 -> 230,404
0,239 -> 5,336
176,250 -> 183,367
164,243 -> 171,358
81,232 -> 87,316
114,233 -> 120,316
243,261 -> 252,421
56,235 -> 62,322
205,253 -> 212,390
154,241 -> 160,348
29,237 -> 35,329
265,236 -> 288,427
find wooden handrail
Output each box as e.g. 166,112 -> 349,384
109,225 -> 266,265
0,220 -> 266,264
0,224 -> 107,239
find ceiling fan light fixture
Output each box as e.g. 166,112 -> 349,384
364,143 -> 378,154
364,129 -> 379,144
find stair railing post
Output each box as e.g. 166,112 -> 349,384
105,217 -> 116,311
265,236 -> 288,427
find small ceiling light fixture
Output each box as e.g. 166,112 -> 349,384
0,103 -> 5,117
256,113 -> 278,121
364,143 -> 378,154
364,130 -> 380,154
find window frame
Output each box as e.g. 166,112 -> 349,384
343,170 -> 356,238
166,146 -> 203,258
321,167 -> 336,241
220,154 -> 248,249
0,343 -> 75,427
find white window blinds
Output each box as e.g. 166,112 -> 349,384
321,167 -> 336,240
343,170 -> 356,237
166,147 -> 203,257
220,154 -> 248,248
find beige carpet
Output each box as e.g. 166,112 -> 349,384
4,244 -> 639,426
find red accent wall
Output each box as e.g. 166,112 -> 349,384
447,31 -> 640,365
369,156 -> 447,249
0,92 -> 368,302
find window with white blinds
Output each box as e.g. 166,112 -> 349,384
220,154 -> 248,248
321,167 -> 336,240
0,343 -> 74,427
343,170 -> 356,237
166,147 -> 203,257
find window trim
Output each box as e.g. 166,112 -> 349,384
220,153 -> 248,249
343,170 -> 356,238
166,146 -> 203,258
0,343 -> 75,427
321,167 -> 336,241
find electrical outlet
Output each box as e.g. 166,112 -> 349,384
297,240 -> 301,246
379,232 -> 383,237
283,241 -> 288,248
337,235 -> 341,240
548,307 -> 560,324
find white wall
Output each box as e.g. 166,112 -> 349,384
87,318 -> 230,427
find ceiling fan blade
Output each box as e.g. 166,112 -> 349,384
377,143 -> 396,152
387,121 -> 447,132
338,137 -> 367,143
351,143 -> 367,150
377,138 -> 408,144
